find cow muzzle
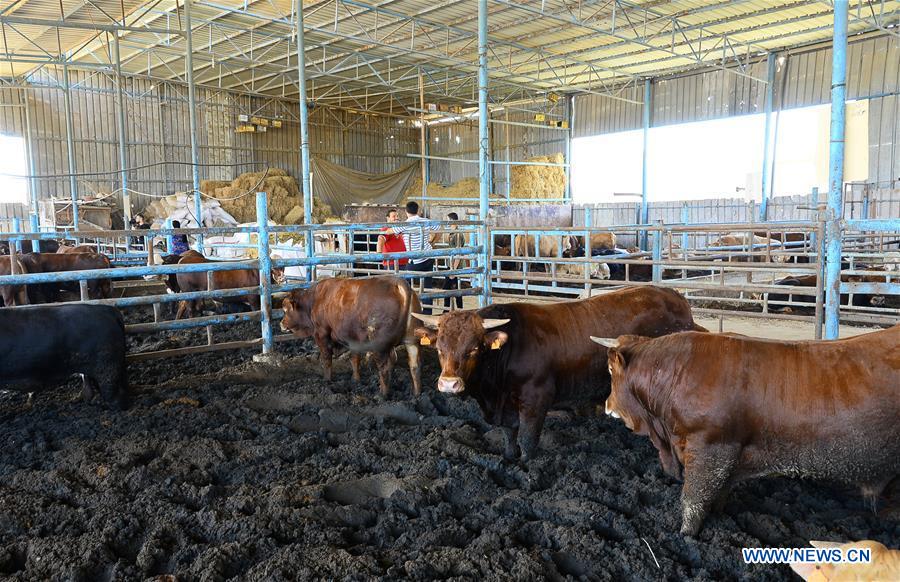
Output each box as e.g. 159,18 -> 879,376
604,400 -> 620,419
437,376 -> 465,394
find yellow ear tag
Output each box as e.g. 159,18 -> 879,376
420,336 -> 431,346
490,339 -> 503,350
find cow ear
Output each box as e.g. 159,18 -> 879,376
415,328 -> 437,346
609,348 -> 627,374
484,331 -> 508,350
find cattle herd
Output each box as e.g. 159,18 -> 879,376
1,241 -> 897,545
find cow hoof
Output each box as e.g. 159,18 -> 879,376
680,524 -> 701,537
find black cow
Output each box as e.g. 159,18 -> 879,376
0,304 -> 129,409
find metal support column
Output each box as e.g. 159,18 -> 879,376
477,0 -> 489,221
477,0 -> 490,306
184,0 -> 203,249
824,0 -> 848,340
113,35 -> 131,225
565,95 -> 574,202
640,78 -> 651,250
22,85 -> 41,252
418,70 -> 427,208
760,52 -> 777,221
255,192 -> 275,357
296,0 -> 314,277
61,62 -> 79,230
651,221 -> 663,282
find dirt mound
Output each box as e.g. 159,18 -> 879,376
0,306 -> 896,579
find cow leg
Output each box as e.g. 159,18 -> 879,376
679,443 -> 739,536
314,334 -> 334,382
373,350 -> 397,397
16,285 -> 28,306
502,426 -> 520,460
81,374 -> 96,403
94,364 -> 130,410
517,410 -> 547,461
517,382 -> 554,461
350,352 -> 362,382
175,300 -> 188,320
405,343 -> 421,396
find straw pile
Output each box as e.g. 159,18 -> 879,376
197,169 -> 336,223
200,180 -> 231,196
510,153 -> 566,200
405,176 -> 496,200
403,153 -> 565,202
204,169 -> 300,223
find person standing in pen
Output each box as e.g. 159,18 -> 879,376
376,209 -> 408,271
169,220 -> 191,255
384,201 -> 440,315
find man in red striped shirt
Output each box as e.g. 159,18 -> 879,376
377,209 -> 408,271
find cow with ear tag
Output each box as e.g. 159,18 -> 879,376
413,285 -> 703,461
280,276 -> 422,396
593,325 -> 900,536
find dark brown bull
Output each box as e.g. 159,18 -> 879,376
766,272 -> 888,312
412,286 -> 704,460
594,326 -> 900,535
19,252 -> 112,302
281,276 -> 422,396
0,240 -> 59,255
172,252 -> 262,319
0,255 -> 29,306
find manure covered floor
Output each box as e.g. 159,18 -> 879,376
0,311 -> 897,580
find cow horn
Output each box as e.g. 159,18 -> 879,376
410,312 -> 441,328
481,318 -> 510,330
590,336 -> 619,348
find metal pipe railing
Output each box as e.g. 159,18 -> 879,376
3,204 -> 898,362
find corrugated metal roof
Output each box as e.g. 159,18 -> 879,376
1,0 -> 898,113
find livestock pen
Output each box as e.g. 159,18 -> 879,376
3,0 -> 900,579
1,196 -> 898,579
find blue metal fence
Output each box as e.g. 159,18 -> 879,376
1,194 -> 897,360
0,192 -> 487,360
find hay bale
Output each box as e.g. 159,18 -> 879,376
146,168 -> 337,225
283,205 -> 305,225
205,169 -> 336,224
404,176 -> 501,200
510,152 -> 566,200
200,180 -> 230,196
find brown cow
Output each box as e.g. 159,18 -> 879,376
19,252 -> 112,301
57,244 -> 99,254
711,232 -> 787,263
567,232 -> 618,253
412,286 -> 704,460
0,255 -> 29,307
513,234 -> 565,259
594,326 -> 900,535
173,252 -> 263,319
280,276 -> 422,396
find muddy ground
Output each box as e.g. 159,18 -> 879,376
0,304 -> 897,581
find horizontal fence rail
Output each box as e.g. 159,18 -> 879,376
1,193 -> 898,363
